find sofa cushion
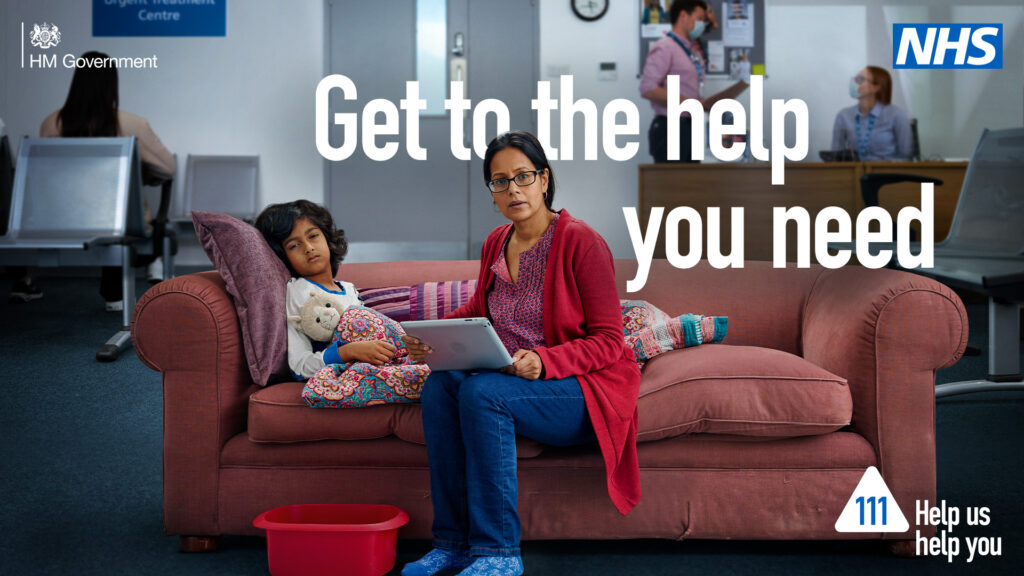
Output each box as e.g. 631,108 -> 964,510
192,211 -> 291,386
636,344 -> 852,441
249,382 -> 546,458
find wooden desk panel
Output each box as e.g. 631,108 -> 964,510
638,162 -> 966,262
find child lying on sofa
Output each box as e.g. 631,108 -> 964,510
255,200 -> 426,408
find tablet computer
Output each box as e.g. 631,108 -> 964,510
400,318 -> 514,371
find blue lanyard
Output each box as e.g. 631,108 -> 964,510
667,32 -> 704,86
855,113 -> 875,159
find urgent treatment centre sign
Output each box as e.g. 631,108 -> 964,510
93,0 -> 226,37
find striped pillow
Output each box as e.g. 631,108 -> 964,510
360,280 -> 478,321
410,280 -> 478,320
358,286 -> 412,321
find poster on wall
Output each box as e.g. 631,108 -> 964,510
721,0 -> 754,46
641,0 -> 672,37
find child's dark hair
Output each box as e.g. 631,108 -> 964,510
255,200 -> 348,277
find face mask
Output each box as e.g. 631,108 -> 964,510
849,80 -> 860,99
689,20 -> 706,39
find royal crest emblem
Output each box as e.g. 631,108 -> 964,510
30,23 -> 62,49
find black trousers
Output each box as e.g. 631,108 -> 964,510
100,267 -> 129,302
9,266 -> 122,301
648,115 -> 699,164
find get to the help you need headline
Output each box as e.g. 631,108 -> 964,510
315,74 -> 935,291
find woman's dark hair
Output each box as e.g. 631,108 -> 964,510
483,130 -> 556,211
670,0 -> 708,27
58,51 -> 120,137
254,200 -> 348,278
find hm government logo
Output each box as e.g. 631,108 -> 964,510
29,22 -> 61,49
21,21 -> 159,71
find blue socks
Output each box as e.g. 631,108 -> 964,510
402,548 -> 473,576
457,556 -> 524,576
402,550 -> 524,576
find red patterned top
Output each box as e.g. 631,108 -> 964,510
487,213 -> 560,355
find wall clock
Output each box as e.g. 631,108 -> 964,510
572,0 -> 609,22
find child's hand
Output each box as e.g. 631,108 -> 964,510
401,335 -> 432,362
339,341 -> 396,366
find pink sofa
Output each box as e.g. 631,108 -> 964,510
132,259 -> 967,552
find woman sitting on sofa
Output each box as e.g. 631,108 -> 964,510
400,131 -> 641,576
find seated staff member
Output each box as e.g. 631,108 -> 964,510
400,131 -> 641,576
831,65 -> 913,161
640,0 -> 748,163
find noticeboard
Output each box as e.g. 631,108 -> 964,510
640,0 -> 765,79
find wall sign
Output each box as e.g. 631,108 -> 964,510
93,0 -> 226,37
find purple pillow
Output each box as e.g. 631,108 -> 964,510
192,211 -> 291,386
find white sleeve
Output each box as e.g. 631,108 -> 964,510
286,280 -> 327,379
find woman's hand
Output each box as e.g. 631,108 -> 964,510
338,341 -> 396,366
507,349 -> 543,380
401,335 -> 433,363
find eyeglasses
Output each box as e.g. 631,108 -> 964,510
487,170 -> 543,193
853,75 -> 870,84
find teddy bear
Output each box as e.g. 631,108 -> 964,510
289,291 -> 431,408
288,290 -> 349,342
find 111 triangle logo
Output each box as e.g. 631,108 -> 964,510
835,466 -> 910,533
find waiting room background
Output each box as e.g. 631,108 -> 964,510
1,0 -> 1021,260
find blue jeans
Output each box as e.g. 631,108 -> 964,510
421,370 -> 596,557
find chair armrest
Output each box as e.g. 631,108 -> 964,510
860,173 -> 944,207
802,266 -> 967,533
132,270 -> 258,536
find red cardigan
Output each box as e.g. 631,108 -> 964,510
449,210 -> 641,515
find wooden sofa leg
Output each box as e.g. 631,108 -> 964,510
887,540 -> 917,557
180,536 -> 221,553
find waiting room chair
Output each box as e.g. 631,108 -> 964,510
859,172 -> 943,243
177,154 -> 259,222
0,135 -> 12,237
144,159 -> 178,282
0,137 -> 174,361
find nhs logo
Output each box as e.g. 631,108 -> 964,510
893,24 -> 1002,69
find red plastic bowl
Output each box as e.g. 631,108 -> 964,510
253,504 -> 410,576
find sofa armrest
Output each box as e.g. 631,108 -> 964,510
132,270 -> 259,536
802,266 -> 967,535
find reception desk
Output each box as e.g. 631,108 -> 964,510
637,161 -> 968,263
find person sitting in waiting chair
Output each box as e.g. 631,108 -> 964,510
831,65 -> 913,161
14,51 -> 177,310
